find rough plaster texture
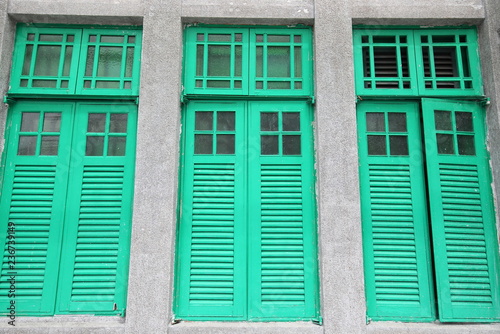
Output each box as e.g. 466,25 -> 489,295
0,0 -> 499,333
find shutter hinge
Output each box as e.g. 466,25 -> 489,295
3,96 -> 14,104
113,303 -> 117,311
480,97 -> 490,106
312,316 -> 323,325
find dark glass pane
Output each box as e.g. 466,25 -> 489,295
195,134 -> 213,154
389,135 -> 408,156
21,112 -> 40,132
110,114 -> 128,133
208,45 -> 230,76
261,113 -> 278,131
436,134 -> 454,154
124,81 -> 131,89
283,112 -> 300,131
294,46 -> 302,78
89,35 -> 97,43
367,135 -> 386,155
108,136 -> 126,156
261,135 -> 279,155
256,35 -> 264,43
455,111 -> 473,132
294,35 -> 301,43
366,113 -> 385,132
20,79 -> 28,87
87,113 -> 106,133
388,113 -> 407,132
208,34 -> 231,42
256,81 -> 263,89
95,81 -> 120,89
125,47 -> 134,77
422,46 -> 431,77
128,36 -> 135,44
216,134 -> 235,154
235,34 -> 242,42
97,46 -> 123,77
283,135 -> 301,155
373,36 -> 396,43
268,81 -> 290,89
256,46 -> 263,77
43,113 -> 61,132
32,80 -> 57,88
63,46 -> 73,76
39,34 -> 63,42
40,136 -> 59,155
268,35 -> 290,43
85,46 -> 95,76
434,110 -> 452,130
207,80 -> 230,88
27,33 -> 35,41
217,112 -> 235,131
101,35 -> 124,43
61,80 -> 69,88
67,35 -> 74,42
432,35 -> 455,43
235,46 -> 242,77
197,33 -> 204,42
195,112 -> 213,131
461,46 -> 470,77
86,136 -> 104,156
294,82 -> 302,89
196,45 -> 204,76
458,135 -> 475,155
267,46 -> 290,77
18,136 -> 37,155
84,80 -> 92,88
34,45 -> 62,76
22,45 -> 33,75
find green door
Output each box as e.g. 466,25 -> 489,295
0,100 -> 137,316
175,100 -> 319,321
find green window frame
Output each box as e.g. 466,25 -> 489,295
353,28 -> 483,97
183,26 -> 313,97
9,24 -> 142,96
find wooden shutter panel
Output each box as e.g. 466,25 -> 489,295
56,103 -> 137,315
0,101 -> 74,315
247,101 -> 319,320
175,101 -> 246,319
422,98 -> 500,322
357,101 -> 436,321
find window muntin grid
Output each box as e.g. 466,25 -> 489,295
365,111 -> 409,156
17,111 -> 62,156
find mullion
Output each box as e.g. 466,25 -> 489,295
90,38 -> 100,88
56,37 -> 68,88
384,112 -> 390,156
396,40 -> 404,88
368,35 -> 376,88
454,42 -> 466,89
103,112 -> 111,157
119,39 -> 128,89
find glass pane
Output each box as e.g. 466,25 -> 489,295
256,35 -> 264,43
61,80 -> 69,88
97,46 -> 123,77
125,47 -> 134,77
268,81 -> 290,89
388,113 -> 407,132
197,33 -> 204,42
195,112 -> 213,130
366,113 -> 385,132
367,135 -> 386,155
282,112 -> 300,131
389,135 -> 408,156
34,45 -> 62,76
235,46 -> 242,77
267,46 -> 290,77
268,35 -> 290,43
108,136 -> 126,156
294,46 -> 302,78
63,46 -> 73,76
195,134 -> 213,154
458,135 -> 475,155
40,136 -> 59,155
22,45 -> 33,75
461,46 -> 471,77
27,33 -> 35,41
89,35 -> 97,43
455,111 -> 473,132
20,79 -> 28,87
283,135 -> 301,155
95,81 -> 120,89
207,80 -> 230,88
373,36 -> 396,43
216,134 -> 235,154
208,45 -> 230,76
110,114 -> 128,133
196,45 -> 204,76
261,135 -> 279,155
85,46 -> 95,76
434,110 -> 452,130
18,136 -> 37,155
39,34 -> 63,42
101,35 -> 124,43
128,36 -> 135,43
217,112 -> 235,131
86,136 -> 104,156
208,34 -> 231,42
261,112 -> 278,131
43,113 -> 61,132
294,35 -> 301,43
21,112 -> 40,132
437,134 -> 454,154
32,80 -> 57,88
256,46 -> 263,77
87,113 -> 106,132
235,34 -> 242,42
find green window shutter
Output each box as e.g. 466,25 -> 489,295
247,101 -> 319,320
56,103 -> 137,315
357,101 -> 436,321
175,101 -> 247,319
0,101 -> 74,315
422,98 -> 500,322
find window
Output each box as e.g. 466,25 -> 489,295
355,27 -> 500,322
0,24 -> 141,316
175,26 -> 320,321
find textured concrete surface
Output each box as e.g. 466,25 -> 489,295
0,0 -> 499,333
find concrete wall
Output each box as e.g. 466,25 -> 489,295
0,0 -> 499,333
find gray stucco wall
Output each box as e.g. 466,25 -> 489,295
0,0 -> 499,333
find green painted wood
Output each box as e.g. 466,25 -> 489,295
0,101 -> 75,315
422,98 -> 500,322
247,101 -> 319,321
56,102 -> 137,315
357,101 -> 436,321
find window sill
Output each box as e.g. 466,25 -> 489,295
367,321 -> 500,334
169,321 -> 323,334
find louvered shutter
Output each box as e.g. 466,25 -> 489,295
422,98 -> 500,322
175,101 -> 246,319
0,101 -> 74,315
357,101 -> 436,321
247,101 -> 319,320
56,102 -> 137,315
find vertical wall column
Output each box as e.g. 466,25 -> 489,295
0,0 -> 14,155
314,0 -> 367,333
126,0 -> 183,332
